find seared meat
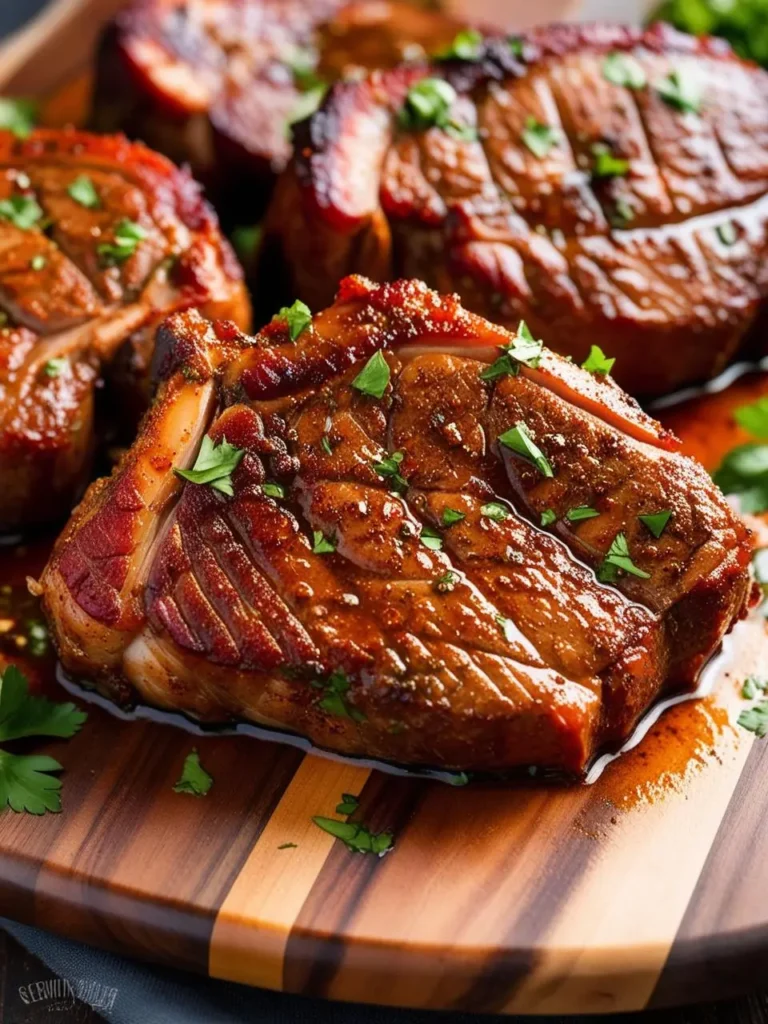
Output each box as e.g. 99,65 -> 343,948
39,278 -> 753,774
262,22 -> 768,396
91,0 -> 468,223
0,129 -> 250,533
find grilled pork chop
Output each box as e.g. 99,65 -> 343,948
262,22 -> 768,396
92,0 -> 468,223
38,278 -> 753,774
0,129 -> 249,533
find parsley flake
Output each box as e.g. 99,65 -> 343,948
262,482 -> 286,499
657,67 -> 703,114
481,501 -> 509,523
372,451 -> 408,493
97,218 -> 147,265
44,357 -> 68,379
611,197 -> 635,227
498,421 -> 553,478
434,570 -> 459,593
352,350 -> 390,398
591,142 -> 630,178
67,175 -> 100,209
581,344 -> 616,376
231,224 -> 262,262
312,816 -> 393,855
602,52 -> 647,90
0,98 -> 37,138
442,507 -> 465,525
312,530 -> 336,555
742,676 -> 767,700
713,443 -> 768,513
336,793 -> 359,814
398,78 -> 475,141
638,510 -> 672,538
508,37 -> 525,59
597,532 -> 650,583
420,526 -> 443,551
733,396 -> 768,438
716,221 -> 737,247
0,194 -> 43,230
175,435 -> 245,497
738,701 -> 768,738
287,83 -> 327,126
480,320 -> 543,381
173,749 -> 213,796
321,435 -> 333,455
521,116 -> 559,159
435,29 -> 483,61
313,670 -> 365,721
566,506 -> 599,522
540,508 -> 556,526
276,299 -> 311,341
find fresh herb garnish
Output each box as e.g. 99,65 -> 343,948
0,664 -> 87,815
286,46 -> 323,92
541,508 -> 556,526
566,506 -> 599,522
498,421 -> 553,478
481,501 -> 509,522
445,771 -> 470,786
321,435 -> 333,456
312,530 -> 336,555
0,194 -> 43,230
175,435 -> 245,497
262,482 -> 286,499
420,526 -> 443,551
521,115 -> 559,159
336,793 -> 359,814
276,299 -> 311,341
638,510 -> 672,538
602,52 -> 647,89
742,676 -> 767,700
173,749 -> 213,796
480,320 -> 543,381
738,702 -> 768,738
398,78 -> 476,140
591,142 -> 630,178
442,507 -> 465,525
313,670 -> 365,721
67,175 -> 100,209
372,451 -> 408,493
656,67 -> 703,114
352,350 -> 390,399
733,396 -> 768,437
714,443 -> 768,512
435,29 -> 483,61
0,98 -> 37,138
434,570 -> 459,593
231,223 -> 262,262
716,221 -> 737,247
508,36 -> 525,59
597,532 -> 650,583
312,815 -> 393,855
30,254 -> 46,271
612,197 -> 635,227
581,344 -> 616,376
287,83 -> 327,126
97,218 -> 147,265
44,357 -> 68,379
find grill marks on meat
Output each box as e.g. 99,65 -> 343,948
92,0 -> 468,222
0,129 -> 249,532
263,22 -> 768,396
40,278 -> 753,774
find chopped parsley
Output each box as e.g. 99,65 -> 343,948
420,526 -> 443,551
67,175 -> 100,209
733,396 -> 768,437
312,815 -> 393,855
97,218 -> 147,265
540,508 -> 556,526
321,435 -> 333,456
175,435 -> 245,497
716,221 -> 737,247
0,194 -> 43,230
312,670 -> 365,721
173,749 -> 213,796
712,394 -> 768,512
738,702 -> 768,738
286,46 -> 323,92
498,421 -> 554,478
656,67 -> 703,114
434,570 -> 459,593
442,507 -> 465,525
372,451 -> 408,493
597,532 -> 650,583
435,29 -> 484,61
742,676 -> 767,700
276,299 -> 311,341
602,52 -> 647,89
521,116 -> 559,159
312,530 -> 336,555
0,664 -> 87,815
508,36 -> 525,59
611,197 -> 635,227
480,320 -> 543,381
352,350 -> 390,398
287,83 -> 327,126
44,357 -> 68,378
481,501 -> 509,523
0,98 -> 37,138
566,506 -> 599,522
638,510 -> 672,538
30,254 -> 46,271
581,344 -> 616,376
262,482 -> 286,499
591,142 -> 630,178
398,78 -> 476,141
336,793 -> 359,814
445,771 -> 470,786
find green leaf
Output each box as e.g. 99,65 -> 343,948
399,77 -> 457,133
540,508 -> 556,526
0,194 -> 43,230
435,29 -> 484,61
262,482 -> 286,499
591,142 -> 630,178
276,299 -> 312,341
442,507 -> 465,525
44,357 -> 68,379
372,451 -> 408,493
312,530 -> 336,555
602,52 -> 647,89
97,218 -> 148,265
0,752 -> 63,814
312,816 -> 393,855
508,37 -> 525,59
738,701 -> 768,738
656,67 -> 703,114
352,350 -> 390,399
314,670 -> 366,721
321,435 -> 333,456
713,443 -> 768,514
581,344 -> 616,376
734,396 -> 768,438
287,83 -> 327,126
521,116 -> 559,159
498,421 -> 554,478
30,254 -> 46,271
445,771 -> 470,786
420,526 -> 443,551
336,793 -> 359,814
597,532 -> 650,583
173,749 -> 213,796
481,321 -> 544,381
611,197 -> 635,227
175,435 -> 245,497
231,223 -> 262,261
0,664 -> 87,743
434,570 -> 459,593
481,501 -> 509,523
566,506 -> 599,522
716,221 -> 737,247
638,510 -> 672,538
0,97 -> 37,138
67,175 -> 100,209
286,46 -> 323,92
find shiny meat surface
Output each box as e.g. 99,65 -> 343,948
263,22 -> 768,396
91,0 -> 469,222
0,129 -> 250,532
38,278 -> 754,774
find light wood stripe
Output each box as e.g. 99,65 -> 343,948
209,755 -> 371,989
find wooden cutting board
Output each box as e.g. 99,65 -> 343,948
2,0 -> 768,1016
